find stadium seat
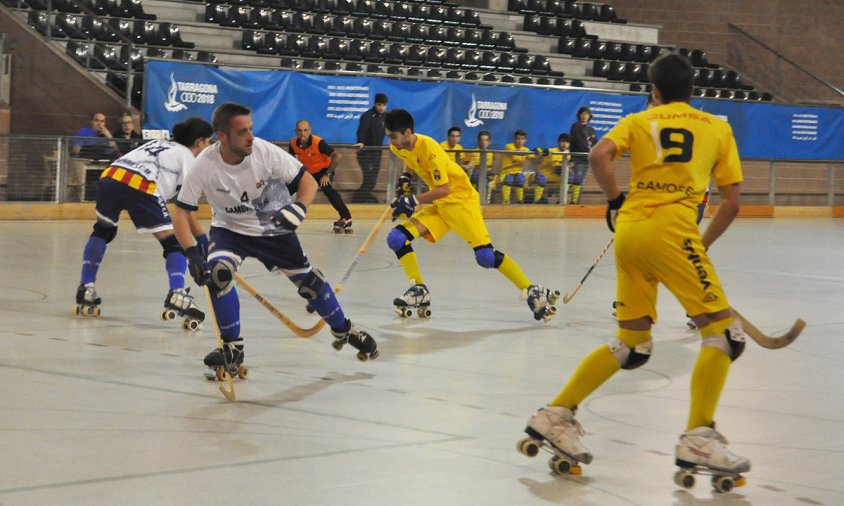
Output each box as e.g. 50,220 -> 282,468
387,21 -> 411,41
572,38 -> 593,58
303,35 -> 329,58
495,32 -> 516,51
499,74 -> 516,83
324,37 -> 349,60
443,48 -> 466,69
347,39 -> 369,61
462,29 -> 481,48
352,18 -> 375,38
607,61 -> 627,80
334,0 -> 354,14
482,72 -> 497,82
372,0 -> 392,19
498,52 -> 516,72
384,42 -> 408,64
479,51 -> 499,72
242,30 -> 263,51
172,49 -> 195,61
427,25 -> 447,45
444,6 -> 464,26
557,36 -> 576,55
27,11 -> 51,37
392,2 -> 411,20
464,71 -> 481,81
403,44 -> 426,66
696,68 -> 714,88
445,70 -> 463,79
407,67 -> 424,77
311,14 -> 332,34
423,46 -> 446,67
352,0 -> 374,17
442,26 -> 464,47
329,16 -> 354,36
370,19 -> 390,40
597,4 -> 616,22
313,0 -> 334,13
463,49 -> 481,70
689,49 -> 708,68
407,23 -> 428,43
426,68 -> 442,78
365,41 -> 387,62
513,54 -> 533,74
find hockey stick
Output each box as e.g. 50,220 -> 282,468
562,237 -> 614,304
233,207 -> 393,338
233,272 -> 323,338
733,310 -> 806,349
203,286 -> 236,402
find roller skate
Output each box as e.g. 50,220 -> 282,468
203,341 -> 248,381
522,284 -> 559,322
73,283 -> 101,317
161,287 -> 205,330
686,314 -> 697,330
331,319 -> 379,361
517,406 -> 592,476
393,283 -> 431,318
674,425 -> 750,493
333,218 -> 353,234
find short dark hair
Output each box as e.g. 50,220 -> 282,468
448,126 -> 461,135
576,106 -> 592,120
384,109 -> 414,133
514,129 -> 527,138
212,102 -> 251,133
647,53 -> 694,103
477,130 -> 491,141
374,93 -> 388,105
558,133 -> 571,143
172,117 -> 213,147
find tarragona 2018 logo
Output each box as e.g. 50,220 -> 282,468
464,94 -> 508,128
164,72 -> 219,112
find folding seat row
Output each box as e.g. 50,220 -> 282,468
592,60 -> 649,83
523,15 -> 587,38
695,68 -> 742,90
509,0 -> 621,23
559,37 -> 660,63
51,14 -> 194,47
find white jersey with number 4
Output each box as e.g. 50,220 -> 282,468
110,139 -> 197,200
177,137 -> 305,237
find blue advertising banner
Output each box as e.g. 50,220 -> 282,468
144,61 -> 844,160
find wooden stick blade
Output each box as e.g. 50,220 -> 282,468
218,371 -> 236,401
735,310 -> 805,349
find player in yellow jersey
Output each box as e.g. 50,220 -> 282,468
384,109 -> 558,321
498,130 -> 536,204
439,126 -> 470,166
529,133 -> 571,204
520,54 -> 751,484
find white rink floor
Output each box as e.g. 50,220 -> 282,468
1,217 -> 843,506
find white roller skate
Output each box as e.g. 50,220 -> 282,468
73,283 -> 101,317
331,320 -> 379,362
203,341 -> 248,381
333,218 -> 353,234
522,284 -> 560,322
517,406 -> 592,476
686,314 -> 698,330
393,283 -> 431,318
161,287 -> 205,331
674,425 -> 750,493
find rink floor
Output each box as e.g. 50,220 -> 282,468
1,217 -> 842,506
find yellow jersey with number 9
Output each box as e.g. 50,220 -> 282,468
390,134 -> 478,205
604,101 -> 742,220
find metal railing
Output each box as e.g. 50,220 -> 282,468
727,23 -> 844,106
0,134 -> 842,207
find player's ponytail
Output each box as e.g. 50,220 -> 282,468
173,117 -> 213,147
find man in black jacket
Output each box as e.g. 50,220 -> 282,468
568,106 -> 597,204
353,93 -> 388,203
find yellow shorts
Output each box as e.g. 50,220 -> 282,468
410,201 -> 492,248
614,205 -> 731,322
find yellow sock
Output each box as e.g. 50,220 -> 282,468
688,347 -> 730,429
572,184 -> 582,204
399,249 -> 423,285
688,317 -> 735,429
551,344 -> 621,408
496,255 -> 531,290
534,185 -> 545,202
501,184 -> 511,203
515,186 -> 524,202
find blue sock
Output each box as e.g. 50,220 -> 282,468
306,283 -> 346,330
80,236 -> 107,285
165,252 -> 187,290
211,287 -> 241,342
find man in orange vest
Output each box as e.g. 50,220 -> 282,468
289,119 -> 353,233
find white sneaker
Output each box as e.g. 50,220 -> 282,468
527,406 -> 593,464
676,426 -> 751,473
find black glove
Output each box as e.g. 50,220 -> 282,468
396,172 -> 413,196
195,233 -> 209,259
606,192 -> 626,232
391,194 -> 419,221
185,245 -> 210,286
271,202 -> 307,231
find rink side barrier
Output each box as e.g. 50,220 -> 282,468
1,203 -> 841,220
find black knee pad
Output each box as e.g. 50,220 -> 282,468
92,222 -> 117,243
608,338 -> 653,370
297,269 -> 327,300
159,234 -> 183,258
493,249 -> 506,268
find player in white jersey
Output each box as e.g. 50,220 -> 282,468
73,117 -> 213,327
173,102 -> 378,374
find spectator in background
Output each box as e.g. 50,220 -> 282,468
467,130 -> 495,192
72,112 -> 118,160
352,93 -> 388,203
114,113 -> 143,157
569,106 -> 597,204
440,126 -> 470,166
530,133 -> 572,204
498,130 -> 536,204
